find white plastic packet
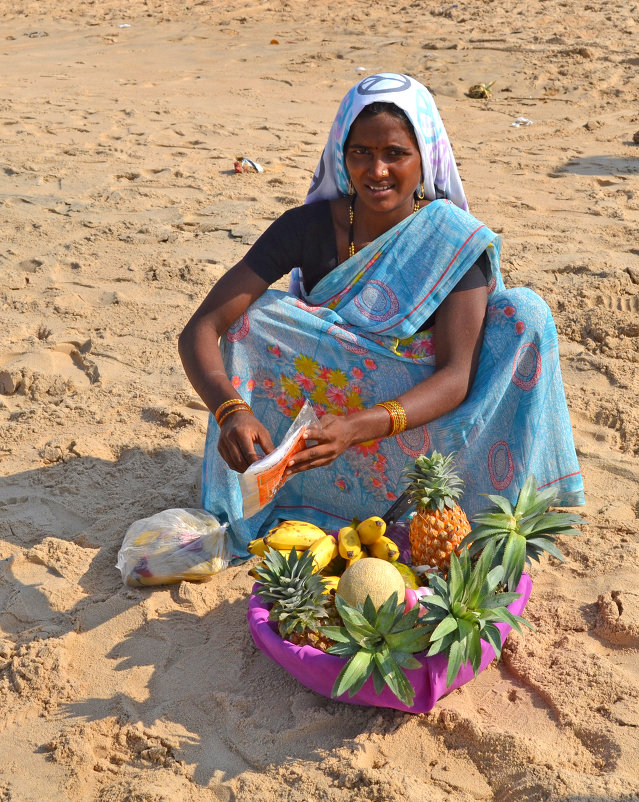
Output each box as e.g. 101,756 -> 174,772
239,399 -> 319,519
116,508 -> 231,587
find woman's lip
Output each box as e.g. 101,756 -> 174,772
366,184 -> 394,191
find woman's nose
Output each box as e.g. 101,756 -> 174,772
371,160 -> 390,179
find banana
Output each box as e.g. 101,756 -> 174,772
307,534 -> 339,573
264,519 -> 326,551
357,515 -> 387,545
337,525 -> 362,560
321,575 -> 340,593
247,537 -> 268,557
367,535 -> 400,562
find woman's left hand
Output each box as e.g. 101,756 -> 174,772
286,414 -> 355,475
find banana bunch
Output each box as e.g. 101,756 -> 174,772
247,516 -> 401,582
337,516 -> 400,567
248,519 -> 338,575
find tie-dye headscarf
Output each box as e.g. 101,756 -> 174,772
305,72 -> 468,211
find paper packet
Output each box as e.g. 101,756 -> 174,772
239,399 -> 319,519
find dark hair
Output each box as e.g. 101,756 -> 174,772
345,102 -> 419,148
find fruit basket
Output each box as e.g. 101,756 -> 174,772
245,457 -> 582,714
247,573 -> 532,714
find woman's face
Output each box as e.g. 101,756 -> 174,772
344,111 -> 422,217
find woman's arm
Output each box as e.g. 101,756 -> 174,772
178,260 -> 275,472
286,283 -> 488,475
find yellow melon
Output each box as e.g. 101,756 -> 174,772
336,557 -> 406,610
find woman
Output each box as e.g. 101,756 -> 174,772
179,73 -> 584,561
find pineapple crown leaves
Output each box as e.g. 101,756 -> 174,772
402,450 -> 465,511
253,548 -> 329,635
421,542 -> 534,688
319,592 -> 431,708
460,475 -> 585,590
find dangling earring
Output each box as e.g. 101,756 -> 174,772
348,179 -> 355,196
417,182 -> 425,200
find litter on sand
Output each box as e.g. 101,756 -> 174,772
234,157 -> 264,173
511,116 -> 533,127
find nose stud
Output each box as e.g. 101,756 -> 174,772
381,168 -> 389,177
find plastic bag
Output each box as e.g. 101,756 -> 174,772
239,399 -> 320,519
117,508 -> 231,587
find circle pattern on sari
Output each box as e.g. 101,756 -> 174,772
327,325 -> 369,355
354,280 -> 399,322
397,425 -> 430,458
488,441 -> 514,490
226,313 -> 250,342
512,342 -> 541,390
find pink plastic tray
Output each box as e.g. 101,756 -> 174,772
247,573 -> 532,713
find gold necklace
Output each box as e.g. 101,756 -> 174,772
349,196 -> 421,258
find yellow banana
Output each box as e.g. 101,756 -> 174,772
307,534 -> 339,573
357,515 -> 387,545
247,537 -> 268,557
321,575 -> 340,593
337,525 -> 362,560
367,535 -> 400,562
264,520 -> 326,551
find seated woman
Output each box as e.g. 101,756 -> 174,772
179,72 -> 584,561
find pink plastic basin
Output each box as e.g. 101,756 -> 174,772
247,573 -> 532,713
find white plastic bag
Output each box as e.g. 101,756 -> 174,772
239,399 -> 320,519
116,508 -> 231,587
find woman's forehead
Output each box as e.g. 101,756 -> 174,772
346,112 -> 417,146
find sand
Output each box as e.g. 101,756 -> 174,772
1,0 -> 638,799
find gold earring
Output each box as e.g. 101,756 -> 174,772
417,182 -> 425,200
348,179 -> 355,196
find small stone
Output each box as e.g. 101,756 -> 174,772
633,130 -> 639,144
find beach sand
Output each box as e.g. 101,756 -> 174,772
1,1 -> 638,799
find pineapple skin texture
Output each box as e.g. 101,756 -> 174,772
409,505 -> 470,571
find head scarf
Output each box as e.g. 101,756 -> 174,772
305,72 -> 467,211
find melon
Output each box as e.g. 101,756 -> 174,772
336,557 -> 406,610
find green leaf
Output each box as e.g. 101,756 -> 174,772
371,664 -> 387,695
429,615 -> 458,643
523,537 -> 565,562
481,622 -> 503,658
375,591 -> 401,633
326,640 -> 359,657
332,650 -> 374,699
468,627 -> 483,674
446,639 -> 463,688
318,626 -> 352,643
481,494 -> 515,514
374,650 -> 415,707
447,552 -> 464,604
385,627 -> 431,654
514,475 -> 538,517
501,531 -> 527,589
480,591 -> 522,609
393,652 -> 423,671
362,595 -> 378,625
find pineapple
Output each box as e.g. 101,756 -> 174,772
461,474 -> 584,590
320,591 -> 431,707
252,548 -> 336,651
403,451 -> 470,572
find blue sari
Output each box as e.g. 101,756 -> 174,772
202,200 -> 584,561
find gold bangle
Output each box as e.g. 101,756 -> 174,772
374,400 -> 407,437
215,397 -> 246,423
217,404 -> 252,426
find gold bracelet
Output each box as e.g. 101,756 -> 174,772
374,400 -> 407,437
215,397 -> 247,423
217,404 -> 252,426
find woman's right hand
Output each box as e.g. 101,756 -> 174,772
217,411 -> 275,473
